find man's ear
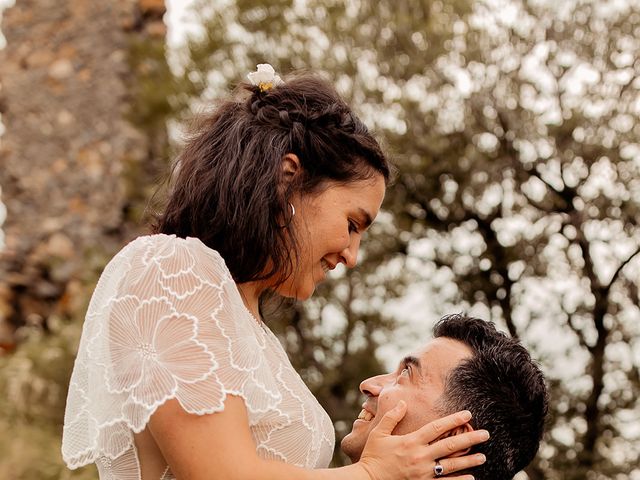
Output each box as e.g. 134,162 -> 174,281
281,153 -> 301,184
435,422 -> 474,457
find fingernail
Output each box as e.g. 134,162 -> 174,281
461,410 -> 472,421
477,454 -> 486,463
397,400 -> 406,409
481,430 -> 490,440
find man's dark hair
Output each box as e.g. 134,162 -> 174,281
434,314 -> 548,479
154,72 -> 390,286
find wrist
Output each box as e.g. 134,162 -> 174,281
349,462 -> 373,480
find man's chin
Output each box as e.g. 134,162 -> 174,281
340,421 -> 373,463
340,432 -> 363,462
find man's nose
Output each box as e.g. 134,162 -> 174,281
360,374 -> 387,397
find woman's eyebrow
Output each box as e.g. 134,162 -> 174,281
357,207 -> 374,229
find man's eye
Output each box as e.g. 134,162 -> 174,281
348,220 -> 358,233
400,366 -> 410,376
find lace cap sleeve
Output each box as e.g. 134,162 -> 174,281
62,234 -> 277,469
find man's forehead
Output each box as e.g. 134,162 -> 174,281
409,337 -> 474,376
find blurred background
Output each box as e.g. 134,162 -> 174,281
0,0 -> 639,478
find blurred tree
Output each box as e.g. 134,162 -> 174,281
381,1 -> 640,478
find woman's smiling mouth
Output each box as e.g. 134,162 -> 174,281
321,258 -> 335,274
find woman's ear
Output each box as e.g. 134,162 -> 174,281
281,153 -> 301,184
435,422 -> 475,457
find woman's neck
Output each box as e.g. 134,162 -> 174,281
237,281 -> 263,321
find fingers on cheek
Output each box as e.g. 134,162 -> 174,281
430,421 -> 445,439
444,453 -> 485,473
445,458 -> 459,472
445,439 -> 458,454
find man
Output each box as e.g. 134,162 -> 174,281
341,314 -> 548,479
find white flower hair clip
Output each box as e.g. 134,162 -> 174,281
247,63 -> 284,92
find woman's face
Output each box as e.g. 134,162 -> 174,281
276,173 -> 386,300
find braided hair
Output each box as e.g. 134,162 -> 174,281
155,72 -> 390,286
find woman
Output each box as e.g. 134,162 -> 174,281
62,65 -> 488,480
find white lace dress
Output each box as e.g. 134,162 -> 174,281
62,234 -> 335,479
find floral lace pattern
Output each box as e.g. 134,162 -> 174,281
62,234 -> 335,479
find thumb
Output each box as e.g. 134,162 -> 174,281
373,400 -> 407,436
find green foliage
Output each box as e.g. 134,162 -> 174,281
0,243 -> 117,478
0,321 -> 97,480
378,2 -> 640,476
122,34 -> 189,225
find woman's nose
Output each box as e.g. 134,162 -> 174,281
340,238 -> 360,269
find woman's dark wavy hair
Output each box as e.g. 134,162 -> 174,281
154,72 -> 390,285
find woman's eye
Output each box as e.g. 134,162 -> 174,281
400,367 -> 410,376
348,220 -> 358,233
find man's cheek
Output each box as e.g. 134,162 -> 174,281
389,409 -> 414,436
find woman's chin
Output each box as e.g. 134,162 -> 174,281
275,282 -> 315,301
295,285 -> 315,301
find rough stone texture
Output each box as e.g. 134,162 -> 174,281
0,0 -> 167,349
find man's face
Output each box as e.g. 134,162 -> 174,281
340,337 -> 473,461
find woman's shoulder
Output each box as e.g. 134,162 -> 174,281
118,233 -> 231,277
91,233 -> 236,304
123,233 -> 223,259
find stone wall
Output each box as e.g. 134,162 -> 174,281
0,0 -> 167,349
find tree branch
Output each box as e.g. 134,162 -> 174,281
604,245 -> 640,295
